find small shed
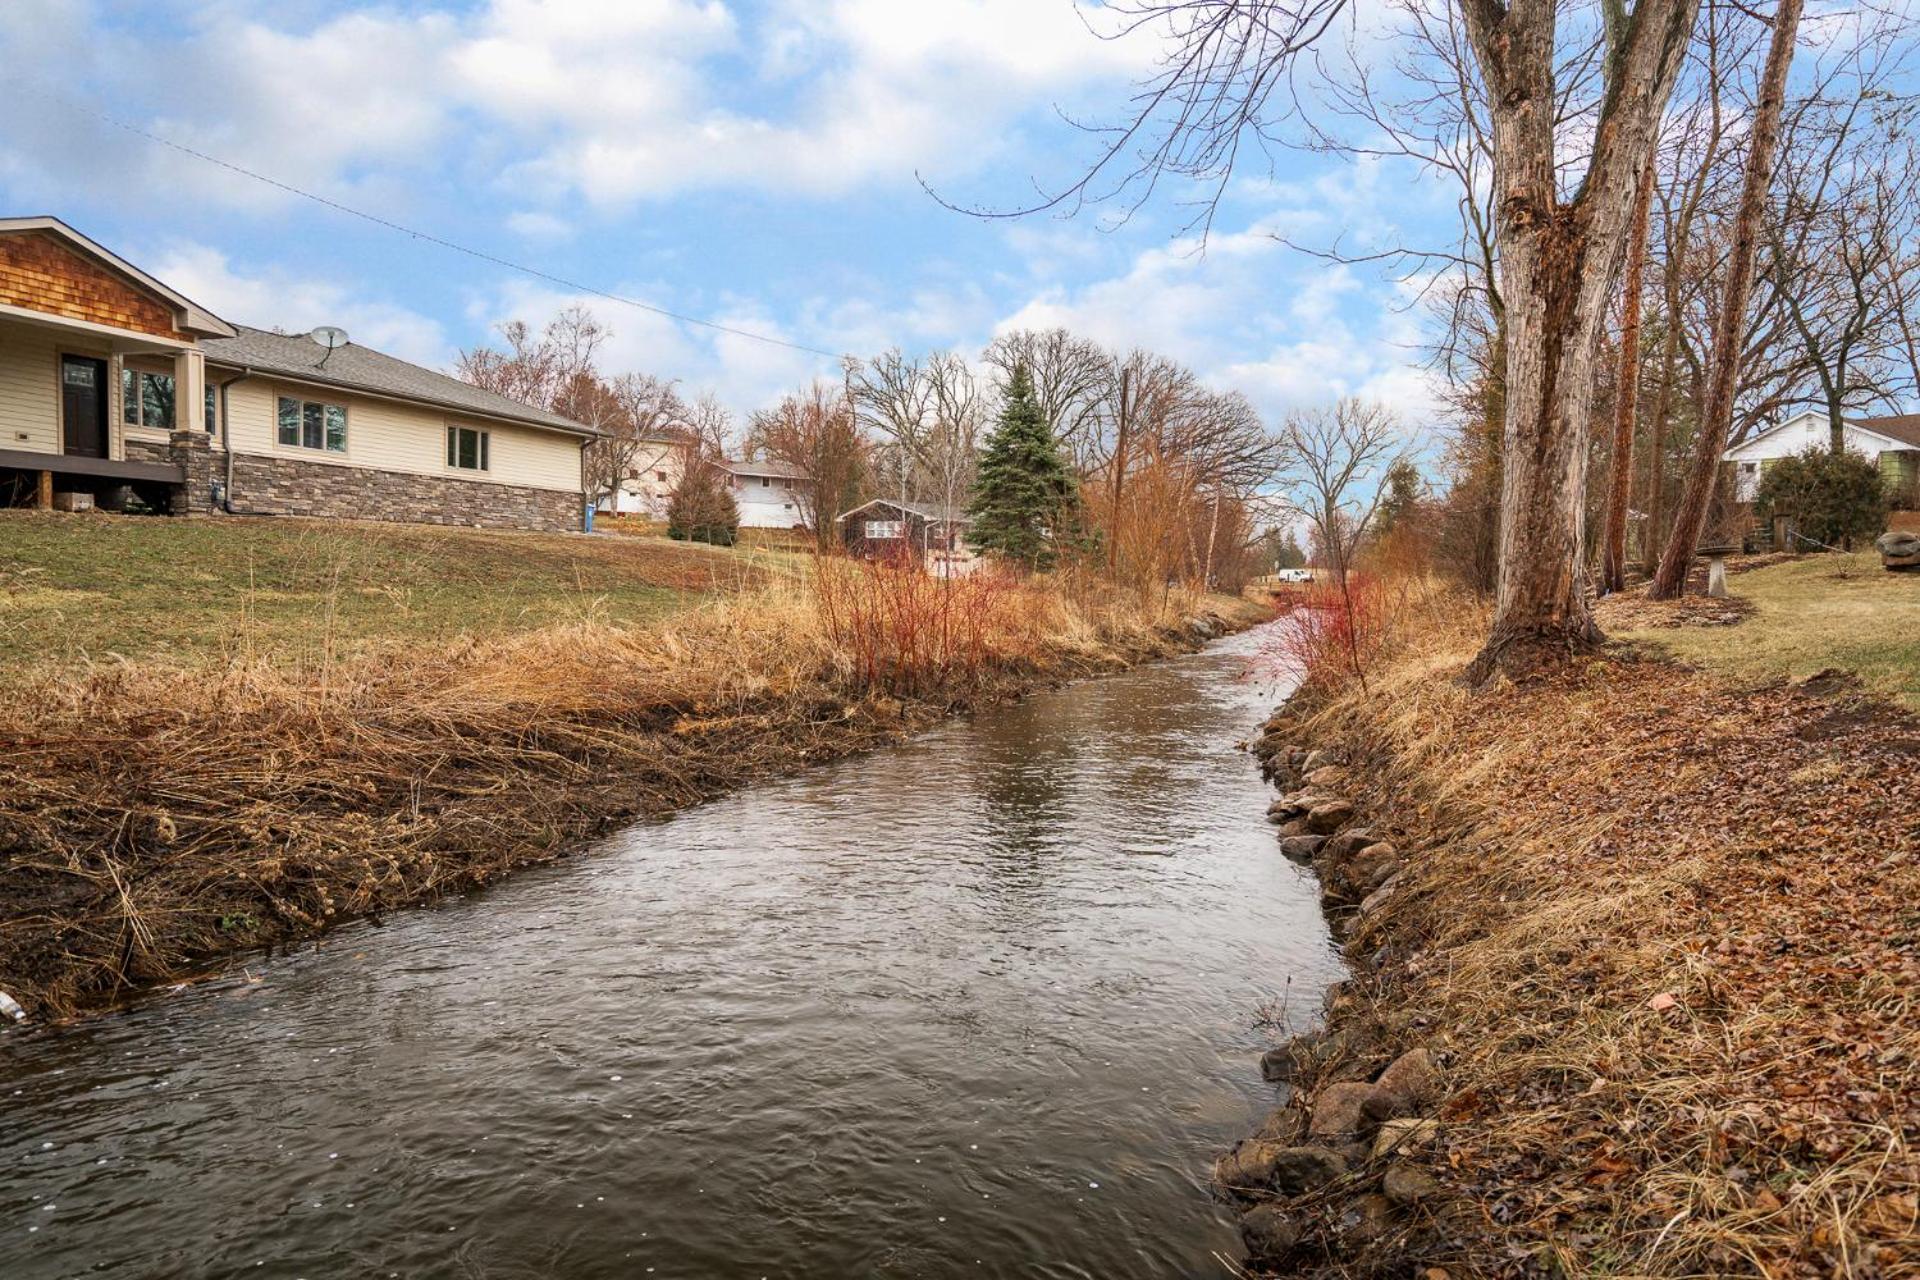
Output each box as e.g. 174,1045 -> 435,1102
837,498 -> 976,574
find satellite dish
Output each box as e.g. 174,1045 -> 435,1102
308,326 -> 349,365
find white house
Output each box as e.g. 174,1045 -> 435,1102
1723,409 -> 1920,506
726,458 -> 810,529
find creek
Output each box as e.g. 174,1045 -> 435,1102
0,623 -> 1338,1279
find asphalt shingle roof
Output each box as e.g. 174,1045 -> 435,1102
202,325 -> 593,436
1858,414 -> 1920,450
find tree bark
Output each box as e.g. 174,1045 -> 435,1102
1651,0 -> 1803,600
1460,0 -> 1701,682
1603,149 -> 1659,594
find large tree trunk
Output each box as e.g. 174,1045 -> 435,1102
1651,0 -> 1803,599
1602,150 -> 1659,594
1460,0 -> 1701,682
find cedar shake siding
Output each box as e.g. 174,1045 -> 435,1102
0,231 -> 185,340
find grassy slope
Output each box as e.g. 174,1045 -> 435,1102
1609,551 -> 1920,708
0,511 -> 795,675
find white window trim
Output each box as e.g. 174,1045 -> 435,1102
275,392 -> 350,456
121,364 -> 178,433
446,423 -> 492,473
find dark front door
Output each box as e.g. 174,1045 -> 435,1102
61,355 -> 108,458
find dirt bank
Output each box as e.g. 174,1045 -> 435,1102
0,576 -> 1267,1022
1218,639 -> 1918,1278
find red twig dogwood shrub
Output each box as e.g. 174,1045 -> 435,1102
811,549 -> 1046,697
1261,572 -> 1393,694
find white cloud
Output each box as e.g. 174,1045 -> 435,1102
148,243 -> 451,368
505,211 -> 575,241
993,199 -> 1439,424
1,0 -> 1156,212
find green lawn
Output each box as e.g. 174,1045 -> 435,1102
1613,551 -> 1920,709
0,511 -> 786,676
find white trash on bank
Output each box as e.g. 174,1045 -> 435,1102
0,991 -> 25,1023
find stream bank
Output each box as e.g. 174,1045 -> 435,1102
0,585 -> 1268,1022
1217,642 -> 1919,1278
0,615 -> 1336,1280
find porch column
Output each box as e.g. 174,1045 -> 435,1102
173,348 -> 206,445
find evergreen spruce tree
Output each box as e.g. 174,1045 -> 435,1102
967,364 -> 1077,570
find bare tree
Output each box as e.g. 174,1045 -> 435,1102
982,329 -> 1111,460
581,373 -> 687,510
747,382 -> 870,552
1601,149 -> 1659,594
957,0 -> 1703,682
1276,399 -> 1407,587
845,349 -> 985,518
1759,23 -> 1919,452
1652,0 -> 1804,599
457,305 -> 607,410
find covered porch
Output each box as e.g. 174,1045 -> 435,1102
0,308 -> 204,511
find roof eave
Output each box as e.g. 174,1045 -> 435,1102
205,358 -> 601,438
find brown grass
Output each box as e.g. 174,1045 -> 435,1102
1277,605 -> 1919,1277
0,564 -> 1263,1019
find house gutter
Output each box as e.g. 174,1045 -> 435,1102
218,368 -> 258,516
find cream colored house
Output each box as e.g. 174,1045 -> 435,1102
1,216 -> 593,531
599,436 -> 690,518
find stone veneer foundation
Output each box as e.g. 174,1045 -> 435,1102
121,438 -> 582,532
227,451 -> 582,531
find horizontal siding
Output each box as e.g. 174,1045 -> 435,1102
227,377 -> 582,494
0,319 -> 115,456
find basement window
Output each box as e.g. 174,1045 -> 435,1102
446,425 -> 490,471
277,395 -> 348,453
122,368 -> 176,431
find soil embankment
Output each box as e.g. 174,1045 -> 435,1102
0,574 -> 1266,1021
1218,636 -> 1918,1277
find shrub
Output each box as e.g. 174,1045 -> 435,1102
811,552 -> 1046,697
1261,573 -> 1392,694
1754,446 -> 1889,550
667,460 -> 740,546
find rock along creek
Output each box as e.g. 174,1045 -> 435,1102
0,623 -> 1340,1279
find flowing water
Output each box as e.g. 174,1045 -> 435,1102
1,624 -> 1339,1279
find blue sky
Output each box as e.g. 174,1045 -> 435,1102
0,0 -> 1450,425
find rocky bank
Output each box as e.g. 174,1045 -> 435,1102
1215,719 -> 1468,1275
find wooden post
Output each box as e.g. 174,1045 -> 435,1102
36,470 -> 52,510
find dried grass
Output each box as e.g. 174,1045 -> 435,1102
1287,609 -> 1918,1278
0,567 -> 1253,1018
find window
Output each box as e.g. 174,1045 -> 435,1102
446,425 -> 490,471
759,476 -> 772,488
655,470 -> 667,482
277,395 -> 347,453
122,368 -> 176,430
865,519 -> 904,539
204,385 -> 218,435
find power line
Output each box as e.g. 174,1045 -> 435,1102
32,88 -> 850,361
